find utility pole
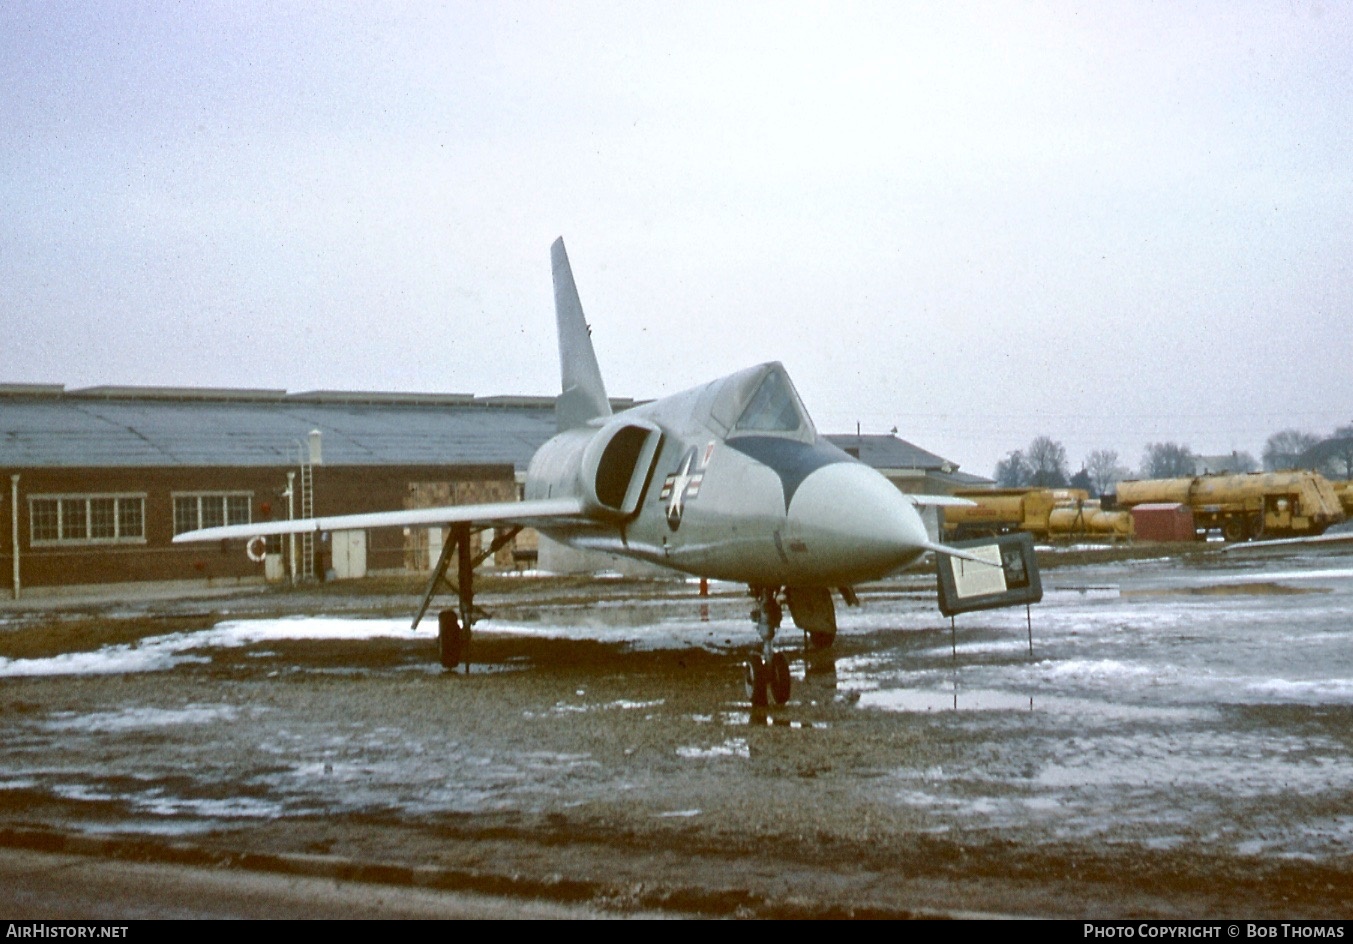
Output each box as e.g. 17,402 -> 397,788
10,475 -> 19,600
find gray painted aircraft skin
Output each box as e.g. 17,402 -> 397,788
176,238 -> 977,705
526,360 -> 937,587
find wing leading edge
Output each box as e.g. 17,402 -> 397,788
903,494 -> 975,508
171,497 -> 590,544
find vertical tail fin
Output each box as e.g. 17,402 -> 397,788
551,237 -> 612,431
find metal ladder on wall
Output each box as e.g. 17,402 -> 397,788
299,457 -> 314,581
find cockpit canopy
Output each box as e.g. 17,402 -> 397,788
735,368 -> 807,433
698,362 -> 817,443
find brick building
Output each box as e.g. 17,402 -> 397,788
0,384 -> 581,595
1,384 -> 977,594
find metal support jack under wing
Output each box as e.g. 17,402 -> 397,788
412,524 -> 522,672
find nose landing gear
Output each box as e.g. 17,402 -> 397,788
745,587 -> 792,706
744,653 -> 768,707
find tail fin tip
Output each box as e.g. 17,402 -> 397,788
551,237 -> 611,431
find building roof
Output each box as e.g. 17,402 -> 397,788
0,386 -> 559,469
1,385 -> 963,475
930,468 -> 995,489
824,433 -> 954,473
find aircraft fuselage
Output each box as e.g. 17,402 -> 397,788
525,365 -> 931,587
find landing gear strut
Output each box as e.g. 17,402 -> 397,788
413,523 -> 521,673
745,586 -> 791,706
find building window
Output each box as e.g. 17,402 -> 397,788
227,495 -> 250,525
174,496 -> 197,535
118,498 -> 143,538
31,499 -> 59,543
90,498 -> 116,539
172,492 -> 253,535
62,501 -> 88,541
29,495 -> 146,546
201,497 -> 225,530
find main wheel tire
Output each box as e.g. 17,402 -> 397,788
808,631 -> 836,650
1222,517 -> 1247,543
438,610 -> 463,669
744,655 -> 768,707
769,652 -> 791,705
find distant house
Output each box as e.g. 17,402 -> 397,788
1193,452 -> 1259,476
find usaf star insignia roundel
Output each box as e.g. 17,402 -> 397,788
659,447 -> 703,531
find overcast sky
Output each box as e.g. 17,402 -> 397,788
3,1 -> 1350,477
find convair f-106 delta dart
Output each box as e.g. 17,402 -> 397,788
175,238 -> 986,706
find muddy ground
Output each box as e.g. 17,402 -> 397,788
1,546 -> 1351,918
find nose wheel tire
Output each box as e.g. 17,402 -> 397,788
769,652 -> 791,705
745,655 -> 769,707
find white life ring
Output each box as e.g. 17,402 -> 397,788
246,536 -> 268,563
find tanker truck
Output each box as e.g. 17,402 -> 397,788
1046,500 -> 1134,541
943,488 -> 1132,541
1111,471 -> 1344,542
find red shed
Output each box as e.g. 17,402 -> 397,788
1131,503 -> 1197,542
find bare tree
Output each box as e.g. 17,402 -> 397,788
1026,436 -> 1069,487
994,450 -> 1032,488
1327,425 -> 1353,480
1085,449 -> 1128,496
1263,429 -> 1321,471
1140,442 -> 1197,479
1300,424 -> 1353,479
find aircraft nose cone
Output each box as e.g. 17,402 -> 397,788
787,462 -> 932,581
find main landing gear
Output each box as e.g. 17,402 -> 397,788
744,587 -> 792,707
412,522 -> 521,672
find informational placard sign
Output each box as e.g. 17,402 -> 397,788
935,532 -> 1042,617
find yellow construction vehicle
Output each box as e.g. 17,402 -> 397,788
943,488 -> 1131,541
1112,471 -> 1345,542
1047,500 -> 1134,541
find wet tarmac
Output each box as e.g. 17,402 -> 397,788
1,545 -> 1351,917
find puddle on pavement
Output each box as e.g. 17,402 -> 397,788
75,819 -> 227,837
676,739 -> 750,759
857,687 -> 1036,713
525,698 -> 666,718
715,710 -> 823,728
40,704 -> 243,732
1124,582 -> 1328,597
